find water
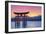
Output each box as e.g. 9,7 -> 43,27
27,21 -> 41,28
11,21 -> 41,28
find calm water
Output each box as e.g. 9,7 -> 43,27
11,21 -> 41,28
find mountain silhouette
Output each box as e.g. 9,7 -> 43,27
11,16 -> 41,21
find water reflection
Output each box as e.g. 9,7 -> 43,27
11,21 -> 41,29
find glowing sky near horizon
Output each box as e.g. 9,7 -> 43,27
11,5 -> 41,18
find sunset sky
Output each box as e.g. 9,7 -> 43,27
11,5 -> 41,18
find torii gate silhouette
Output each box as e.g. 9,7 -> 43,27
14,11 -> 29,28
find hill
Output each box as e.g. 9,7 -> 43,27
11,16 -> 41,21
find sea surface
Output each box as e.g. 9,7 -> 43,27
11,21 -> 41,29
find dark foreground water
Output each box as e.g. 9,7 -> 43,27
11,21 -> 41,29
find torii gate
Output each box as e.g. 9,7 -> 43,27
14,11 -> 29,28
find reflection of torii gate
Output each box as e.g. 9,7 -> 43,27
14,12 -> 29,28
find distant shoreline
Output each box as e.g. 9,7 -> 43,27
11,16 -> 41,21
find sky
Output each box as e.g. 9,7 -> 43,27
11,5 -> 41,18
